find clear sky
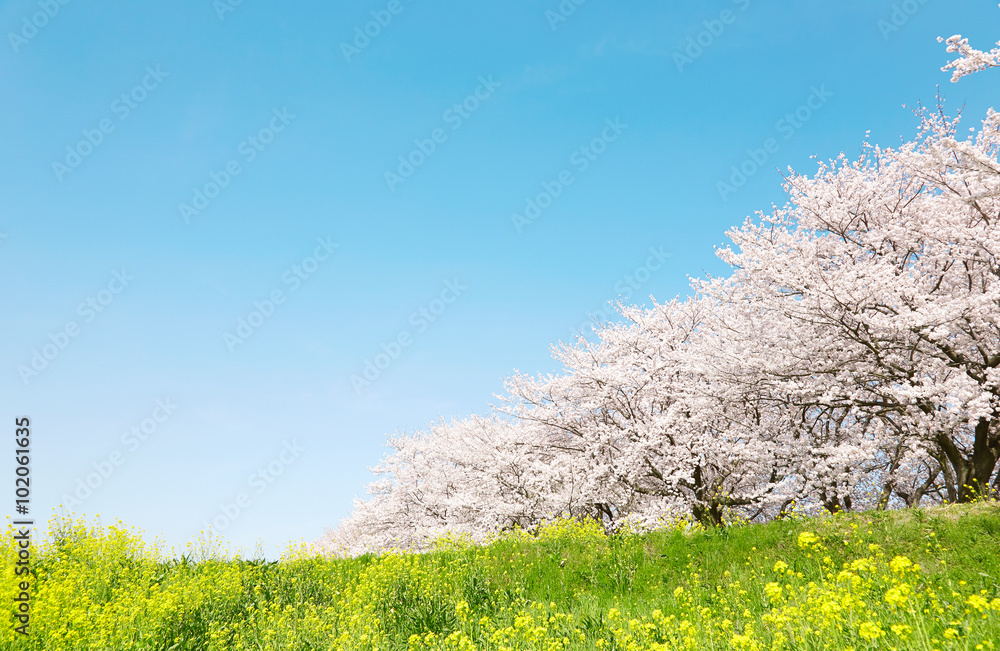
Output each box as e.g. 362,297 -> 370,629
2,0 -> 998,557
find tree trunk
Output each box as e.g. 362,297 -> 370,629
965,417 -> 1000,501
935,417 -> 999,502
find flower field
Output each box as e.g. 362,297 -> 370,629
2,504 -> 999,650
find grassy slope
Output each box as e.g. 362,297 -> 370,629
3,503 -> 999,650
502,504 -> 1000,607
404,504 -> 1000,649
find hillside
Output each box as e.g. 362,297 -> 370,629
2,504 -> 999,649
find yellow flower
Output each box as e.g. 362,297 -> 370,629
764,582 -> 783,603
849,558 -> 876,573
858,621 -> 884,641
890,624 -> 912,640
797,532 -> 820,550
967,594 -> 989,612
889,555 -> 914,575
884,583 -> 911,608
773,560 -> 789,574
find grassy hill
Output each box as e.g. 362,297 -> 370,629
2,504 -> 999,650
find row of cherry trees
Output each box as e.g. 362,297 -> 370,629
318,22 -> 1000,556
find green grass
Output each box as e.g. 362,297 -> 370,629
3,503 -> 1000,650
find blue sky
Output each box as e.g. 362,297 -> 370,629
2,0 -> 998,556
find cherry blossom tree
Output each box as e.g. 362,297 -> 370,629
319,15 -> 1000,555
501,297 -> 806,527
315,415 -> 576,556
710,62 -> 1000,504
